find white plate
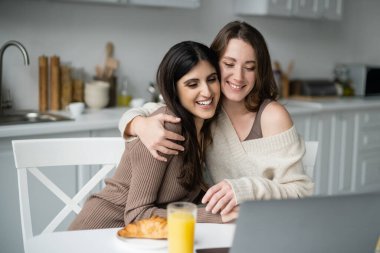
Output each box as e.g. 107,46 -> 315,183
116,235 -> 167,250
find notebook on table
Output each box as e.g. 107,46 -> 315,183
197,192 -> 380,253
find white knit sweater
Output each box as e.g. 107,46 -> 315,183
119,103 -> 314,203
207,109 -> 314,203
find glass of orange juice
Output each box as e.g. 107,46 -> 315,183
168,202 -> 197,253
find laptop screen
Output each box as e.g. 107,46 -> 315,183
230,193 -> 380,253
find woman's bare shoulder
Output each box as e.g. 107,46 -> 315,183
261,101 -> 293,137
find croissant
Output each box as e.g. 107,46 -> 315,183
118,216 -> 168,239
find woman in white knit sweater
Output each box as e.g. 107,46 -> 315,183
118,21 -> 314,217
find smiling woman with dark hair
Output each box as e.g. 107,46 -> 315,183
69,41 -> 238,230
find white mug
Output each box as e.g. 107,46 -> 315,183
68,102 -> 85,119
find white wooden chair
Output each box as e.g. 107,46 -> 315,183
12,137 -> 125,253
303,141 -> 319,179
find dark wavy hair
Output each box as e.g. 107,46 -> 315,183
156,41 -> 221,191
211,21 -> 278,112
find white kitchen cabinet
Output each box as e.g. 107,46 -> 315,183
293,113 -> 327,195
291,103 -> 380,197
322,0 -> 343,20
48,0 -> 200,8
129,0 -> 200,9
292,113 -> 313,140
293,0 -> 321,19
329,112 -> 356,195
308,112 -> 333,195
354,109 -> 380,193
235,0 -> 342,20
48,0 -> 124,4
313,111 -> 357,196
297,111 -> 365,196
235,0 -> 293,17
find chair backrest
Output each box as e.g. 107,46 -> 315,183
12,137 -> 125,252
302,141 -> 319,179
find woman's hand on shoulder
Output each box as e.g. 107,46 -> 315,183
261,101 -> 293,137
132,114 -> 185,162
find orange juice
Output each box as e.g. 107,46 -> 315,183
168,202 -> 197,253
168,212 -> 195,253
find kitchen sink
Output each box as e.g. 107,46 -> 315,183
0,111 -> 72,125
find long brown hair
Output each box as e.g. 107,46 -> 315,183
156,41 -> 221,191
211,21 -> 278,112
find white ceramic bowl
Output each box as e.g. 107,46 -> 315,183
84,81 -> 110,109
68,102 -> 85,119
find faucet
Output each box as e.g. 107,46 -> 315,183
0,40 -> 30,114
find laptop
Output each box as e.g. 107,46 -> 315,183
197,192 -> 380,253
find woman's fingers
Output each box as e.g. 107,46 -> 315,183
150,150 -> 168,162
158,114 -> 185,142
221,206 -> 240,223
164,130 -> 185,142
211,193 -> 232,214
136,113 -> 185,161
220,198 -> 237,215
204,184 -> 226,213
159,114 -> 181,124
210,189 -> 236,214
156,145 -> 179,156
202,183 -> 222,204
206,189 -> 224,213
161,134 -> 185,151
203,181 -> 237,214
150,139 -> 184,162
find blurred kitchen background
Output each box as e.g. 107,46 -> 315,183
1,1 -> 380,253
1,0 -> 379,109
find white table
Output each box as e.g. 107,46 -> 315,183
27,223 -> 236,253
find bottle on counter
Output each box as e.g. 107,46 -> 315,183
72,67 -> 85,103
117,79 -> 132,107
333,64 -> 355,97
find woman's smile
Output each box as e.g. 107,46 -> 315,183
196,98 -> 213,107
226,81 -> 246,91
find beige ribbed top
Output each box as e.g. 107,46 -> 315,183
245,99 -> 272,140
69,107 -> 221,230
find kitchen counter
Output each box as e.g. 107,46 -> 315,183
0,107 -> 128,138
1,97 -> 380,138
281,96 -> 380,112
0,103 -> 321,139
